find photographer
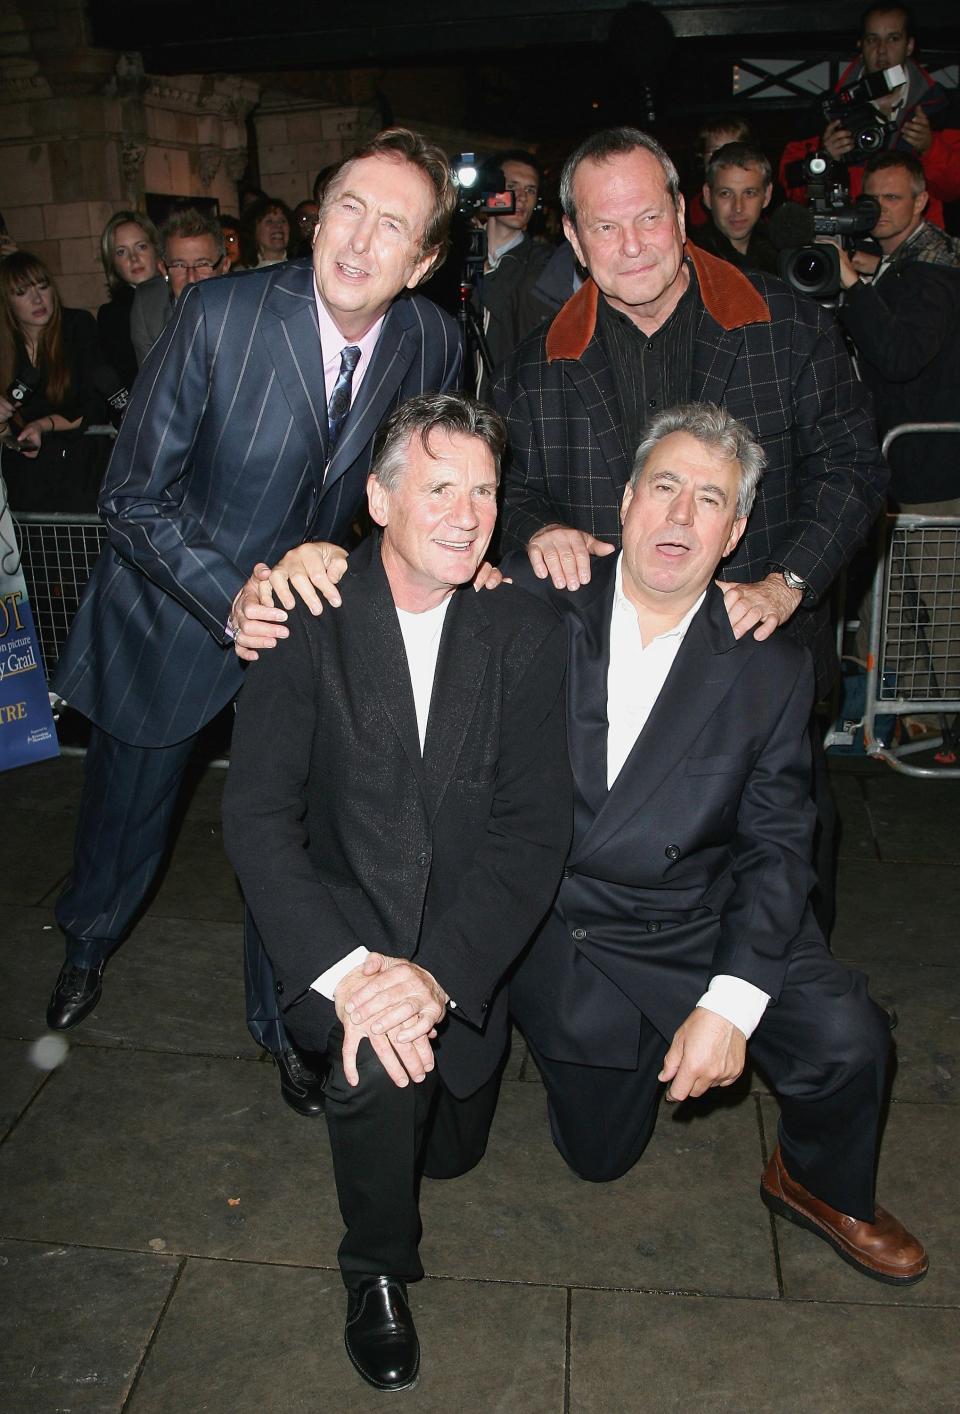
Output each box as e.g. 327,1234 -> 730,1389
472,150 -> 552,402
834,152 -> 960,514
779,5 -> 960,229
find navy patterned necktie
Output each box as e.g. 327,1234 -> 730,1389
326,344 -> 361,455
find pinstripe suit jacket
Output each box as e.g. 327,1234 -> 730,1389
494,244 -> 888,694
53,259 -> 462,747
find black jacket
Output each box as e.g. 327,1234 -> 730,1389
494,242 -> 888,697
506,555 -> 820,1066
3,307 -> 108,513
838,227 -> 960,504
223,535 -> 572,1097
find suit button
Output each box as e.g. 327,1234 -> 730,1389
275,981 -> 284,995
572,927 -> 587,940
417,852 -> 429,867
646,920 -> 662,933
480,1000 -> 489,1013
563,868 -> 572,879
665,845 -> 680,861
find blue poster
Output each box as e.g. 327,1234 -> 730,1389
0,497 -> 60,771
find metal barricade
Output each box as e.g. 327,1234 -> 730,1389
11,512 -> 108,681
862,423 -> 960,778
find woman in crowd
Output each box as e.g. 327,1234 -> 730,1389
97,210 -> 161,388
240,196 -> 292,267
0,251 -> 107,513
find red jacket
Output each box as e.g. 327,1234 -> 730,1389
779,57 -> 960,228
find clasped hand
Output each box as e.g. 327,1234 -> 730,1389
334,953 -> 449,1089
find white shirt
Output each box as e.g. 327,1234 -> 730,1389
605,556 -> 770,1039
310,595 -> 452,1000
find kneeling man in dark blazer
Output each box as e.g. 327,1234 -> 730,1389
222,393 -> 571,1391
507,402 -> 927,1287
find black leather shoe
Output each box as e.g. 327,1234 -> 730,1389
46,961 -> 105,1030
275,1046 -> 326,1117
344,1276 -> 419,1391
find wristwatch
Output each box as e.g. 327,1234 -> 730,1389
780,568 -> 808,594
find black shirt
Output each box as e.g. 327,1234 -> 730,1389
596,262 -> 697,465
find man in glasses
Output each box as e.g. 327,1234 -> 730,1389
130,206 -> 231,366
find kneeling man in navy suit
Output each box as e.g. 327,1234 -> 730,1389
507,402 -> 927,1287
222,393 -> 571,1390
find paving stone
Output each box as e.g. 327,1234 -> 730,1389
0,1038 -> 50,1137
1,804 -> 73,906
863,774 -> 960,863
127,1258 -> 565,1414
0,1048 -> 342,1264
419,1082 -> 778,1297
830,770 -> 879,861
832,860 -> 960,966
570,1287 -> 958,1414
760,1097 -> 956,1307
863,960 -> 960,1104
2,753 -> 85,816
0,905 -> 257,1058
0,1239 -> 179,1413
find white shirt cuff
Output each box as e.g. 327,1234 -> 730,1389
696,974 -> 770,1040
310,946 -> 370,1000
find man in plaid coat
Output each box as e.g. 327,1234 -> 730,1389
494,126 -> 888,704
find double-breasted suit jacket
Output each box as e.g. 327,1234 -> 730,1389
505,554 -> 821,1069
53,259 -> 462,747
222,537 -> 573,1099
494,243 -> 889,695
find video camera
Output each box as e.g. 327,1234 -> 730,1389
449,154 -> 516,282
821,63 -> 907,163
771,155 -> 881,301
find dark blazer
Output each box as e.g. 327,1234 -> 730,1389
129,274 -> 173,368
222,536 -> 572,1099
505,554 -> 820,1069
494,243 -> 889,695
838,247 -> 960,504
53,259 -> 462,746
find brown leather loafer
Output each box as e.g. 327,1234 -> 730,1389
761,1143 -> 928,1285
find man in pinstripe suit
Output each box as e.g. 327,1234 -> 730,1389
494,126 -> 890,931
46,130 -> 462,1108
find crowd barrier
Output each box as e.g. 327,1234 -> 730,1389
861,424 -> 960,779
12,511 -> 108,682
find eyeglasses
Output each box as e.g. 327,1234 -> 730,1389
164,257 -> 224,274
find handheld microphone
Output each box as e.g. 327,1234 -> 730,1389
769,202 -> 816,252
6,366 -> 41,406
93,365 -> 131,417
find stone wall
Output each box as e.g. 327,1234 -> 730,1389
0,3 -> 258,312
253,96 -> 379,208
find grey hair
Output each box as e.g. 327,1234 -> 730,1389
631,403 -> 766,518
372,392 -> 507,491
705,141 -> 773,190
160,206 -> 226,262
559,127 -> 681,227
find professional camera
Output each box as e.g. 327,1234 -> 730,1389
771,156 -> 880,300
821,63 -> 906,163
448,155 -> 517,379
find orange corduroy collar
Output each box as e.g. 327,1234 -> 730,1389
545,241 -> 771,363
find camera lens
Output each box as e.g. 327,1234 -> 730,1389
856,124 -> 885,153
795,250 -> 829,288
779,243 -> 840,299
